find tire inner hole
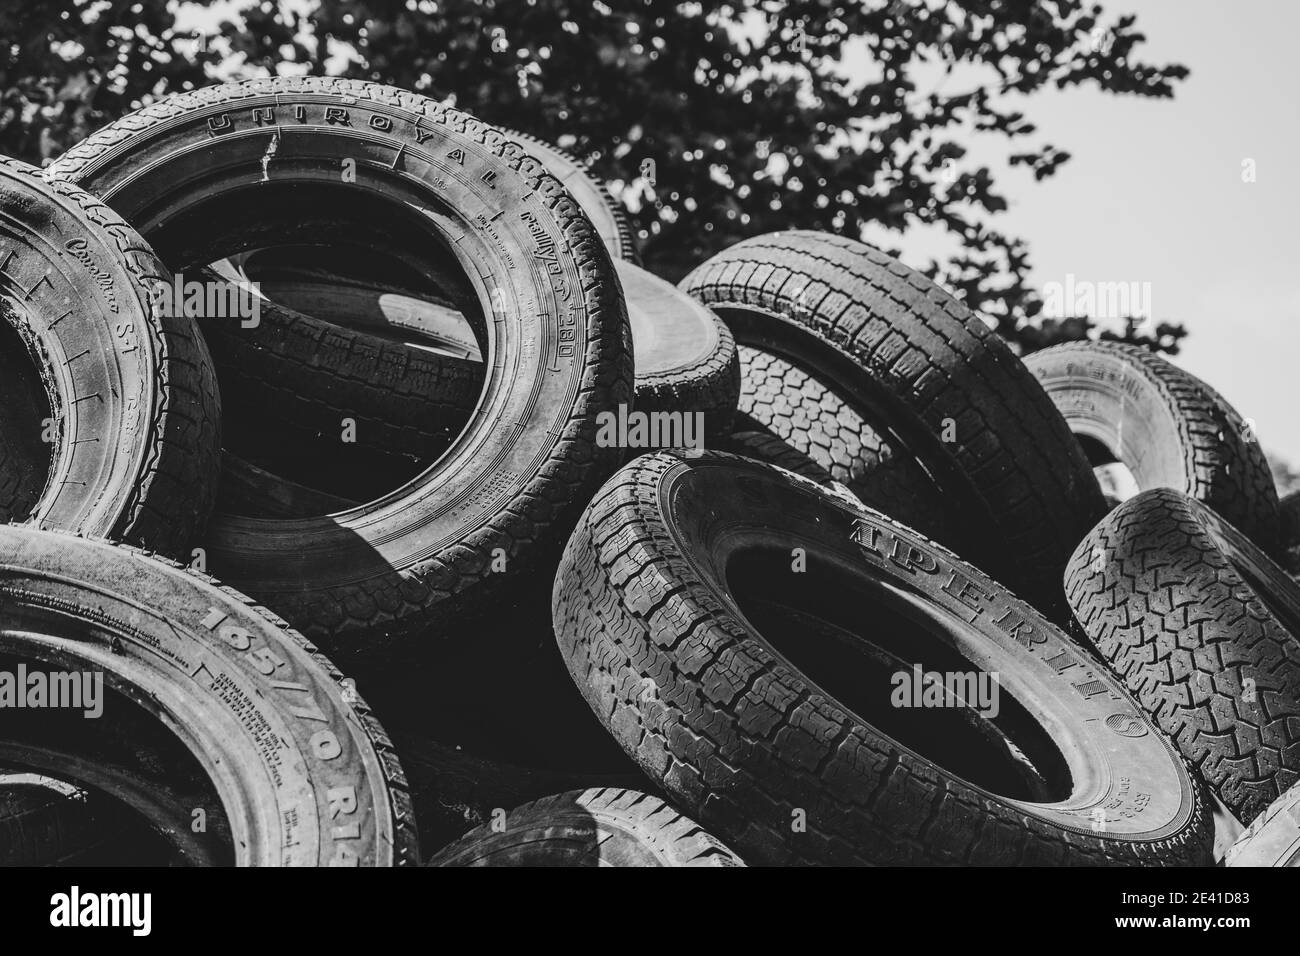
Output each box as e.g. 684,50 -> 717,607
0,651 -> 235,866
725,546 -> 1074,803
151,182 -> 490,510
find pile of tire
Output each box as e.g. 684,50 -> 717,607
0,76 -> 1295,867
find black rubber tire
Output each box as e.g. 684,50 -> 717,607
194,266 -> 480,461
717,428 -> 867,518
243,255 -> 735,432
498,128 -> 638,263
1065,488 -> 1300,824
0,524 -> 418,866
1225,780 -> 1300,866
1,157 -> 222,558
217,452 -> 359,518
720,428 -> 855,495
426,788 -> 745,867
1026,341 -> 1280,553
388,733 -> 641,854
616,259 -> 739,432
682,232 -> 1107,622
48,77 -> 634,650
733,344 -> 950,541
551,449 -> 1211,866
233,274 -> 482,360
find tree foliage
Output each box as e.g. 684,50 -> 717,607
1,0 -> 1189,353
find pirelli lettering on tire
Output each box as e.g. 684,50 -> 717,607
849,514 -> 1128,713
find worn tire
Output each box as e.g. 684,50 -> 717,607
426,788 -> 744,867
0,768 -> 199,866
617,260 -> 739,432
718,427 -> 862,510
48,77 -> 634,649
720,428 -> 849,488
682,231 -> 1106,621
245,255 -> 734,432
0,524 -> 418,866
1026,341 -> 1279,553
194,266 -> 480,461
733,344 -> 949,540
0,158 -> 221,558
1065,488 -> 1300,824
234,275 -> 482,361
1225,780 -> 1300,866
552,449 -> 1210,866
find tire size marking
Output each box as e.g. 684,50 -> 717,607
198,605 -> 356,864
1087,776 -> 1153,824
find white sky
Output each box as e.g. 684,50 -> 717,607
851,1 -> 1300,465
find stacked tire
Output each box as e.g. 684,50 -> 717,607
0,74 -> 1288,867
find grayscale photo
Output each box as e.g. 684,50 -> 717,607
0,0 -> 1288,931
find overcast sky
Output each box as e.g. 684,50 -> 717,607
856,1 -> 1299,466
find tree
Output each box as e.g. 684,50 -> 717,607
1,0 -> 1189,353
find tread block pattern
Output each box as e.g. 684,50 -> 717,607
553,451 -> 1210,866
683,230 -> 1106,619
198,268 -> 480,460
732,344 -> 949,540
1065,488 -> 1300,824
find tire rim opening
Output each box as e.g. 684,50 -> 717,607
150,182 -> 490,512
725,546 -> 1074,803
0,652 -> 235,866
